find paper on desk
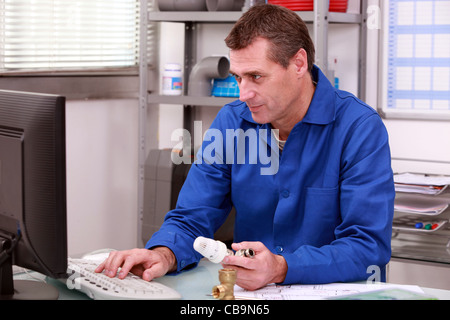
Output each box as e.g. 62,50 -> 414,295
394,173 -> 450,195
234,282 -> 425,300
394,173 -> 450,186
394,194 -> 449,215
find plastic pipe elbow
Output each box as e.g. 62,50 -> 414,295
188,56 -> 230,96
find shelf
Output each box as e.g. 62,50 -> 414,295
393,218 -> 448,233
391,242 -> 450,265
393,205 -> 449,230
148,94 -> 237,107
394,193 -> 450,216
328,12 -> 362,24
391,231 -> 450,265
149,11 -> 243,23
148,11 -> 361,24
391,210 -> 450,264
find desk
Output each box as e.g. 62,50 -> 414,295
46,258 -> 223,300
16,259 -> 450,300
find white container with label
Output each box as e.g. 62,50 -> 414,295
162,63 -> 183,96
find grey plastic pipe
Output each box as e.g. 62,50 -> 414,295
206,0 -> 244,11
158,0 -> 207,11
188,56 -> 230,96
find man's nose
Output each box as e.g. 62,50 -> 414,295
238,80 -> 256,102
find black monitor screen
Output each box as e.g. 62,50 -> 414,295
0,89 -> 67,300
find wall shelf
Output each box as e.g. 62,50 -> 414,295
148,11 -> 362,24
148,94 -> 236,107
148,11 -> 243,22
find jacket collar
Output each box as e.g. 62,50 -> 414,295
240,65 -> 336,126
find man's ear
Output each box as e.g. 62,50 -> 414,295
292,48 -> 309,78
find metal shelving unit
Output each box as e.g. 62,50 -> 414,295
145,2 -> 367,107
137,0 -> 368,245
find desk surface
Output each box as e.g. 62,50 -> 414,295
18,259 -> 450,300
49,258 -> 224,300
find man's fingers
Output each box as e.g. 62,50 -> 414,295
105,251 -> 129,277
94,248 -> 173,283
118,255 -> 141,279
231,241 -> 264,253
96,249 -> 143,278
222,253 -> 257,270
94,259 -> 106,272
142,263 -> 165,282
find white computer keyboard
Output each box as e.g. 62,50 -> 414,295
66,258 -> 181,300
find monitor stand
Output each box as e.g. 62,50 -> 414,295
0,236 -> 59,300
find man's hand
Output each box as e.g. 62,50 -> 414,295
95,247 -> 177,281
221,241 -> 287,291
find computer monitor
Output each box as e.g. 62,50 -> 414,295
0,89 -> 67,300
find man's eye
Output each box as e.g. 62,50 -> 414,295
253,75 -> 261,80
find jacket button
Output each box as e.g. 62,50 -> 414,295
276,246 -> 284,253
281,190 -> 290,198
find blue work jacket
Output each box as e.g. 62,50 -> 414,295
146,66 -> 395,284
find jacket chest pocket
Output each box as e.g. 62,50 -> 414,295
301,186 -> 340,245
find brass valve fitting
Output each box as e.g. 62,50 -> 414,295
212,268 -> 237,300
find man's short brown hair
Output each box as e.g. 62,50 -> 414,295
225,4 -> 315,72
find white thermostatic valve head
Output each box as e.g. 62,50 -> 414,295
193,237 -> 232,263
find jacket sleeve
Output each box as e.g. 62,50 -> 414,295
281,113 -> 395,284
145,112 -> 233,273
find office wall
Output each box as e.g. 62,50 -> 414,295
363,1 -> 450,175
65,99 -> 139,256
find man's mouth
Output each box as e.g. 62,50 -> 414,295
248,104 -> 263,112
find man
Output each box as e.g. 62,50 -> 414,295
96,4 -> 394,291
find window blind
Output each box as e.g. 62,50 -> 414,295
385,0 -> 450,116
0,0 -> 151,74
